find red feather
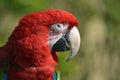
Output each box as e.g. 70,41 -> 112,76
0,10 -> 78,80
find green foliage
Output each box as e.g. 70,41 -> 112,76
59,51 -> 82,79
1,0 -> 48,15
59,51 -> 75,75
104,0 -> 120,34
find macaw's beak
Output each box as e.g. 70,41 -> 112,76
52,26 -> 81,61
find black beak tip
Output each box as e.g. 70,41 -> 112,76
66,58 -> 70,62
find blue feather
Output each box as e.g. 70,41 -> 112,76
53,72 -> 57,80
4,73 -> 8,80
53,70 -> 60,80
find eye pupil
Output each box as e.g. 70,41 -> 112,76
57,24 -> 61,28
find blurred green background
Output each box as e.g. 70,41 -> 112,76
0,0 -> 120,80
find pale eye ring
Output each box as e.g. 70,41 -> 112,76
51,23 -> 63,32
56,24 -> 61,28
50,23 -> 69,34
54,23 -> 63,29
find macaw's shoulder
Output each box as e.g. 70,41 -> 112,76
0,47 -> 10,80
0,47 -> 10,67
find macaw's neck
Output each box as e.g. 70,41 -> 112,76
8,66 -> 58,80
6,25 -> 59,80
7,34 -> 59,80
12,34 -> 58,66
7,44 -> 59,80
7,24 -> 58,67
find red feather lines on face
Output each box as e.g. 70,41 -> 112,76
5,10 -> 78,80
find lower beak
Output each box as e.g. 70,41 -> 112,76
52,26 -> 81,61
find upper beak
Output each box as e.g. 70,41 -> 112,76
52,26 -> 81,61
66,26 -> 81,61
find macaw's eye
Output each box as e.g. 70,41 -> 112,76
50,23 -> 69,34
56,24 -> 62,28
51,23 -> 63,31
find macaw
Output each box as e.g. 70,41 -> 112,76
0,10 -> 81,80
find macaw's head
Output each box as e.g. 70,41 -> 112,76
7,10 -> 81,65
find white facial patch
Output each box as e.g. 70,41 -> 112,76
49,23 -> 69,49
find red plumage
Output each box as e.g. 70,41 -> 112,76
0,10 -> 78,80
